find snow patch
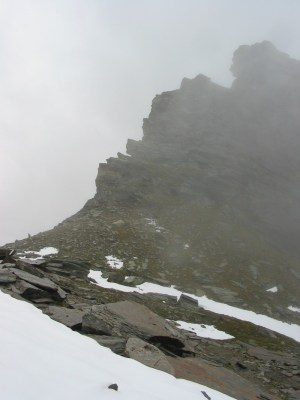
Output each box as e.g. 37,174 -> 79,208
288,306 -> 300,313
88,270 -> 300,343
19,247 -> 59,260
173,320 -> 234,340
266,286 -> 278,293
105,255 -> 123,269
0,290 -> 236,400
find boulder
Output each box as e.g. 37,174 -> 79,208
91,300 -> 182,340
178,294 -> 198,308
124,276 -> 145,285
0,270 -> 17,283
13,280 -> 51,300
47,306 -> 84,329
15,259 -> 45,277
82,313 -> 112,335
125,337 -> 175,374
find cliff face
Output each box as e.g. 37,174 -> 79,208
94,41 -> 300,254
10,42 -> 300,320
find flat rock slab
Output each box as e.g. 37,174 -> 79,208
91,300 -> 181,340
9,268 -> 58,291
13,280 -> 50,300
125,337 -> 175,375
168,357 -> 280,400
82,313 -> 112,335
47,306 -> 84,329
0,270 -> 17,283
248,346 -> 299,365
17,258 -> 46,267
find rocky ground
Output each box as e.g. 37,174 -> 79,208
1,249 -> 299,400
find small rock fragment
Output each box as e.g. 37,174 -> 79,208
108,384 -> 118,391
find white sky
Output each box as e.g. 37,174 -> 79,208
1,0 -> 300,244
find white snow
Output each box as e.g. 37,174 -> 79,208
105,255 -> 124,269
89,270 -> 300,343
288,306 -> 300,313
172,320 -> 234,340
0,290 -> 236,400
19,247 -> 59,259
266,286 -> 278,293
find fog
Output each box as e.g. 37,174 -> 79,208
1,0 -> 300,245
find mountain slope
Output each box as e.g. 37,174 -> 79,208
10,41 -> 300,323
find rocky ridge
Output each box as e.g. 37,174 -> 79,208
2,42 -> 300,399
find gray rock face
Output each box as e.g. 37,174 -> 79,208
82,313 -> 112,335
47,306 -> 84,329
125,337 -> 175,374
91,300 -> 182,340
0,270 -> 16,283
14,280 -> 50,300
9,268 -> 58,291
247,346 -> 299,365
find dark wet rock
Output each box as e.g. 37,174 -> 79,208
125,337 -> 175,374
236,361 -> 247,370
108,384 -> 118,391
82,313 -> 112,335
46,306 -> 84,329
201,391 -> 211,400
0,248 -> 16,263
13,280 -> 51,300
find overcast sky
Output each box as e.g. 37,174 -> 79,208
1,0 -> 300,245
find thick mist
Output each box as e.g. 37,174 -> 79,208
1,0 -> 300,244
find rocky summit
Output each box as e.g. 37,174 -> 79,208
2,42 -> 300,399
